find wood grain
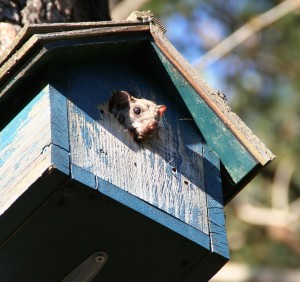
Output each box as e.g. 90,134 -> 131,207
203,146 -> 229,259
150,23 -> 275,166
69,100 -> 209,233
151,43 -> 257,186
0,85 -> 69,216
0,21 -> 274,206
0,87 -> 52,216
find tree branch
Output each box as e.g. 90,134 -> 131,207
192,0 -> 300,71
271,158 -> 294,211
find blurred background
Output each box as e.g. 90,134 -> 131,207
111,0 -> 300,281
1,0 -> 300,281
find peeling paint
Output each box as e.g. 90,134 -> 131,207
69,100 -> 209,233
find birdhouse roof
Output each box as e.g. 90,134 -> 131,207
0,11 -> 274,204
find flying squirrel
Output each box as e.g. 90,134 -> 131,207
109,91 -> 167,141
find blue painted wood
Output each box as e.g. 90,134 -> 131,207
66,60 -> 209,233
0,29 -> 232,280
97,176 -> 210,249
0,171 -> 213,282
0,89 -> 47,165
62,55 -> 230,280
203,144 -> 229,259
0,84 -> 70,216
181,145 -> 229,281
71,164 -> 97,189
49,85 -> 69,153
152,44 -> 257,187
0,84 -> 72,264
48,85 -> 70,175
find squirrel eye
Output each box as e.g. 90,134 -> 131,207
133,106 -> 141,115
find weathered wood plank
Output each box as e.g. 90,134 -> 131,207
180,146 -> 229,281
69,100 -> 208,233
150,23 -> 274,166
0,173 -> 211,282
71,164 -> 97,189
203,145 -> 229,259
0,85 -> 69,216
151,43 -> 258,187
48,85 -> 70,153
0,19 -> 274,208
0,33 -> 150,131
67,61 -> 209,233
0,88 -> 52,216
97,176 -> 210,248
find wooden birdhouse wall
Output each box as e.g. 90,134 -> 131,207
0,19 -> 276,281
62,54 -> 209,233
0,47 -> 228,279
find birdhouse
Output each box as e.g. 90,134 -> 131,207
0,12 -> 274,281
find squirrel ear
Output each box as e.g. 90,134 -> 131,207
130,96 -> 137,102
157,105 -> 167,117
109,91 -> 131,112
